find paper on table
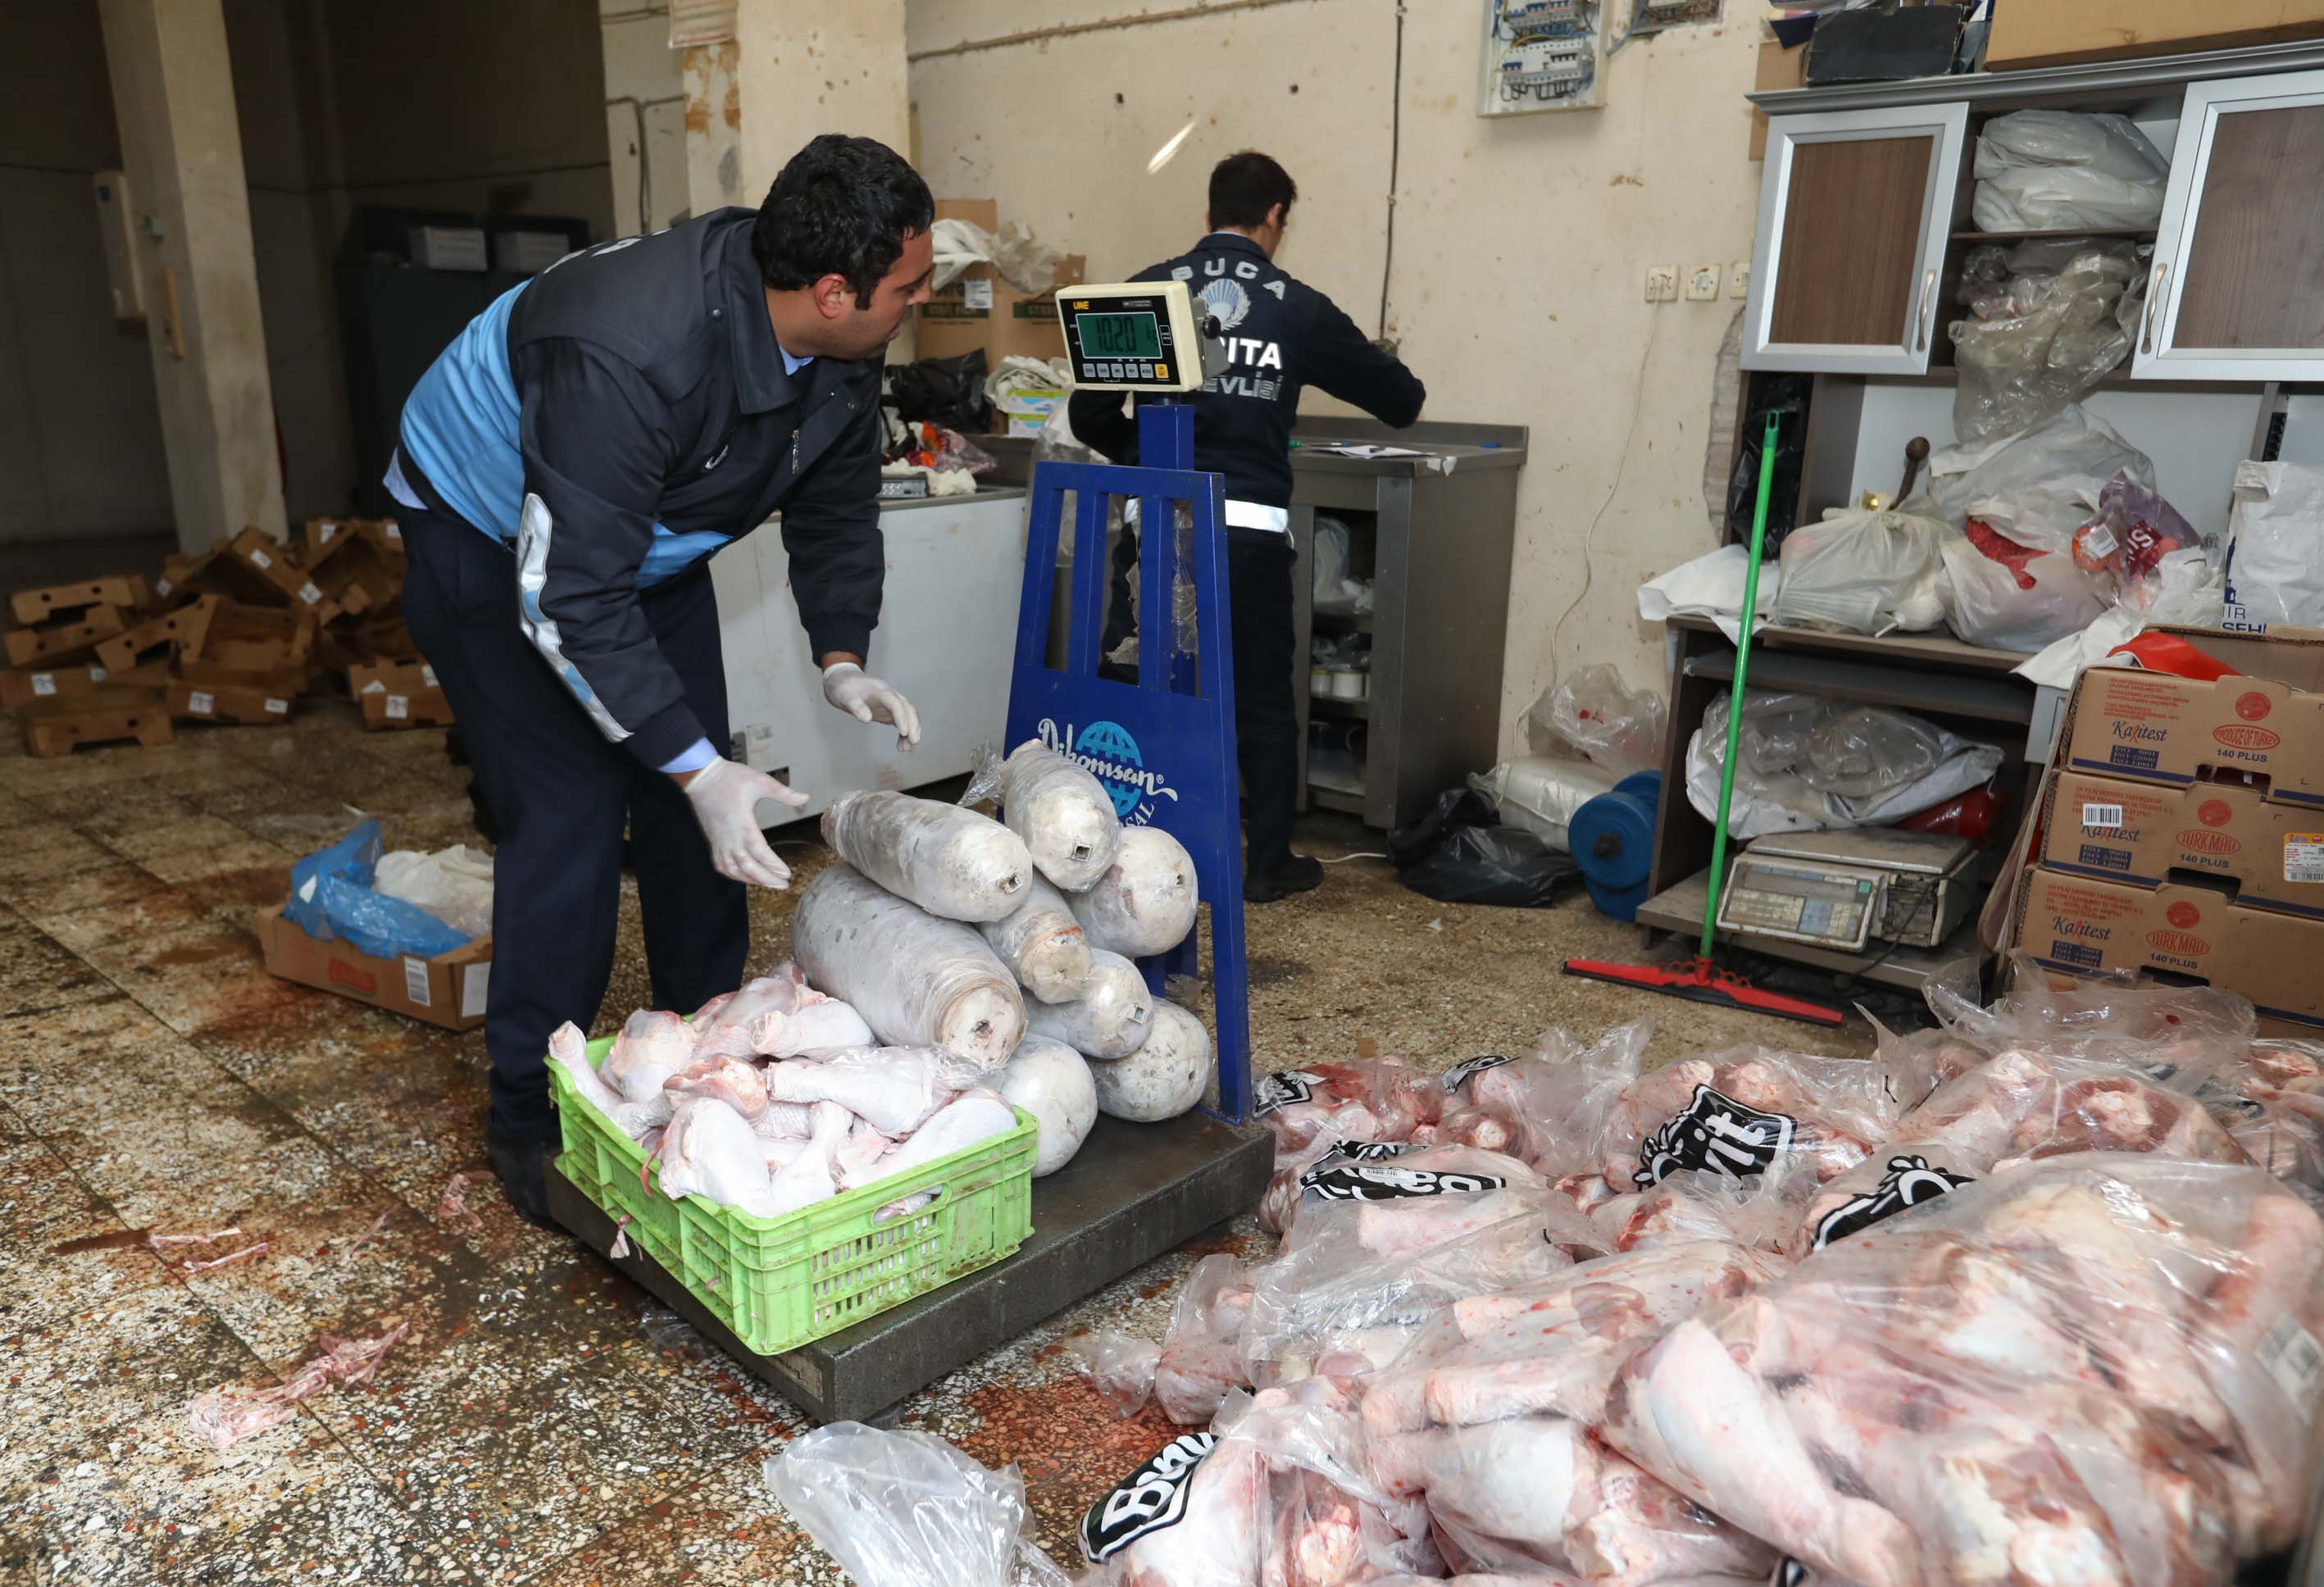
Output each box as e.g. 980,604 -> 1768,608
1303,442 -> 1430,459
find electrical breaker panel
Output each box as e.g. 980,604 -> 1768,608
1479,0 -> 1608,116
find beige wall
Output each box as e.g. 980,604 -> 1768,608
908,0 -> 1760,753
738,1 -> 910,199
603,3 -> 691,235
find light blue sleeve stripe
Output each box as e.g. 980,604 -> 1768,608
657,737 -> 717,775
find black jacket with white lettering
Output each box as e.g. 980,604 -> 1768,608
398,208 -> 884,770
1066,232 -> 1425,510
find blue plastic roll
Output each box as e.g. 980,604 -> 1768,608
1571,770 -> 1662,923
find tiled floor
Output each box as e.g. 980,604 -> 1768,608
0,699 -> 1869,1584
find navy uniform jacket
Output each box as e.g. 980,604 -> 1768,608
1066,232 -> 1425,516
393,209 -> 884,769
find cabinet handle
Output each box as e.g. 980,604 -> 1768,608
2142,260 -> 2171,354
1916,268 -> 1938,351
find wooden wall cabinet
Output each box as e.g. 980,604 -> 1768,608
2136,67 -> 2324,380
1742,104 -> 1970,375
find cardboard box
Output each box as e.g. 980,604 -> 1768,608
1750,37 -> 1809,161
2056,628 -> 2324,807
20,684 -> 172,757
348,659 -> 453,729
2038,768 -> 2324,916
1,663 -> 113,708
6,604 -> 125,667
255,903 -> 489,1031
916,199 -> 998,362
167,678 -> 297,725
2012,866 -> 2324,1029
96,593 -> 220,672
228,526 -> 344,621
11,575 -> 148,625
1986,0 -> 2324,69
989,252 -> 1084,365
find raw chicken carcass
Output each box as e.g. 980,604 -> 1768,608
1082,1431 -> 1265,1587
548,1021 -> 667,1137
870,1089 -> 1019,1181
762,1046 -> 970,1135
654,1095 -> 784,1217
830,1117 -> 897,1189
765,1099 -> 850,1213
1154,1254 -> 1253,1425
601,1008 -> 697,1111
689,965 -> 814,1052
662,1054 -> 771,1119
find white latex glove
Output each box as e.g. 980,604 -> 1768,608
680,757 -> 809,889
821,662 -> 921,748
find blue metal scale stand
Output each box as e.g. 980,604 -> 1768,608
1003,400 -> 1255,1123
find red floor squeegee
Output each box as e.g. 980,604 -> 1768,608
1562,412 -> 1846,1030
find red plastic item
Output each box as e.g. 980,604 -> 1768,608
2105,630 -> 2241,681
1963,517 -> 2041,589
1561,956 -> 1845,1028
1902,784 -> 2001,845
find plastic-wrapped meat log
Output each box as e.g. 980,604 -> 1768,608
1089,1000 -> 1211,1122
1071,825 -> 1199,958
994,739 -> 1122,891
762,1047 -> 970,1135
1600,1157 -> 2324,1587
791,864 -> 1026,1071
998,1036 -> 1097,1175
1153,1254 -> 1253,1424
979,875 -> 1094,1004
821,790 -> 1034,923
1025,948 -> 1153,1060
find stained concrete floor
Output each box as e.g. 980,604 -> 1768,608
0,699 -> 1871,1585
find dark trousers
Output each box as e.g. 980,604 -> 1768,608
1103,521 -> 1300,877
400,506 -> 748,1144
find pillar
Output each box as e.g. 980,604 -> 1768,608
680,2 -> 910,217
98,0 -> 285,551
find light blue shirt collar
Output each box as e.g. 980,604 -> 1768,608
779,342 -> 813,377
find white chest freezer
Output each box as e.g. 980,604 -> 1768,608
710,488 -> 1030,818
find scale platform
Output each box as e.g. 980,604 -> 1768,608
545,1112 -> 1272,1423
1639,867 -> 1985,991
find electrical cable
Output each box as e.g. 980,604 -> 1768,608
1378,2 -> 1406,339
1544,302 -> 1660,704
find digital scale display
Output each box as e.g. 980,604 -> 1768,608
1078,311 -> 1162,360
1058,288 -> 1195,391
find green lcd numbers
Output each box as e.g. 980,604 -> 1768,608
1080,312 -> 1162,360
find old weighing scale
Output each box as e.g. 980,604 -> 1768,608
548,280 -> 1272,1421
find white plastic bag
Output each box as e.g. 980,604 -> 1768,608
765,1422 -> 1071,1587
1927,405 -> 2153,549
372,844 -> 493,938
1770,506 -> 1952,635
1467,756 -> 1618,852
930,216 -> 1064,295
1949,240 -> 2142,443
1940,526 -> 2110,651
1312,515 -> 1372,615
1637,543 -> 1783,636
1685,691 -> 2003,837
2225,458 -> 2324,633
1971,109 -> 2170,232
1525,663 -> 1666,775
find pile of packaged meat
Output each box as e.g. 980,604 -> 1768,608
764,957 -> 2324,1587
550,741 -> 1212,1217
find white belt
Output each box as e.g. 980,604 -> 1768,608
1124,498 -> 1288,534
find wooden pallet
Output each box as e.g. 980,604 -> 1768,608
10,575 -> 148,626
4,605 -> 126,668
93,593 -> 220,673
166,678 -> 297,725
21,687 -> 174,757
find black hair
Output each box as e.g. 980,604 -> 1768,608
1207,151 -> 1297,231
753,134 -> 934,306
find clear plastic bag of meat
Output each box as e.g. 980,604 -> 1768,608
765,1421 -> 1071,1587
1603,1155 -> 2324,1587
1588,1165 -> 1817,1259
1437,1019 -> 1652,1180
1253,1057 -> 1443,1235
1069,1330 -> 1162,1418
1930,953 -> 2255,1075
1597,1047 -> 1903,1197
1241,1198 -> 1578,1390
2199,1040 -> 2324,1192
1154,1253 -> 1253,1424
1279,1143 -> 1602,1268
1080,1379 -> 1435,1587
1358,1239 -> 1785,1586
1869,1012 -> 1991,1109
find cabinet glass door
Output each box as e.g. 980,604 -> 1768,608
1744,104 -> 1968,375
2137,69 -> 2324,380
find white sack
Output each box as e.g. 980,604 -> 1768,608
2224,459 -> 2324,634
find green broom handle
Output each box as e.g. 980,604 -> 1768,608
1701,412 -> 1781,958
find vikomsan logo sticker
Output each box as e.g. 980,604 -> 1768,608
1082,1434 -> 1216,1562
1038,718 -> 1178,822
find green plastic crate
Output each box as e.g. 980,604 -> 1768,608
549,1035 -> 1035,1356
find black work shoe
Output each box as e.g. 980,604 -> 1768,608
1244,854 -> 1324,903
483,1116 -> 560,1230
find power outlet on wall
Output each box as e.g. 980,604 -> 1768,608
1730,261 -> 1751,298
1685,264 -> 1721,301
1644,265 -> 1679,302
